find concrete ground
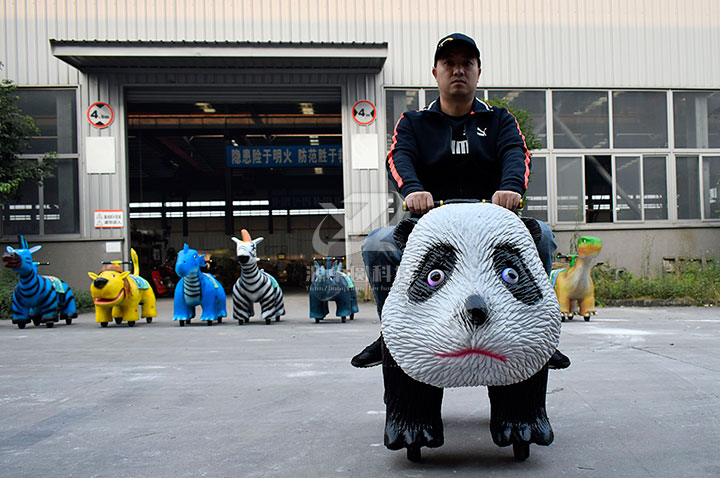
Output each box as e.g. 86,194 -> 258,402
1,292 -> 719,478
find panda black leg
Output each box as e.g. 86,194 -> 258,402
487,365 -> 553,460
382,338 -> 444,455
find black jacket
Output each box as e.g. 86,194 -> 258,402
387,98 -> 531,201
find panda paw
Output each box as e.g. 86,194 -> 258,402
490,413 -> 554,448
384,414 -> 444,450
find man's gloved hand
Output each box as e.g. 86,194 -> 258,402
492,190 -> 522,211
405,191 -> 434,215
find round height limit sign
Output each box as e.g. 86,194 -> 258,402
87,102 -> 114,128
352,100 -> 376,125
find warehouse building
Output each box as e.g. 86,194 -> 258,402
1,0 -> 719,289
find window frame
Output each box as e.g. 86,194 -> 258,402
1,87 -> 81,238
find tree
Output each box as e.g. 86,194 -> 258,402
486,97 -> 542,151
0,62 -> 55,206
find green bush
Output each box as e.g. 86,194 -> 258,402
592,262 -> 720,305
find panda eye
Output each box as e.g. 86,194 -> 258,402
427,269 -> 446,287
501,267 -> 519,284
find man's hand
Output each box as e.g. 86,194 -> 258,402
405,191 -> 434,215
492,190 -> 522,211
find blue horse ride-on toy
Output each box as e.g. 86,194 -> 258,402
172,243 -> 227,326
309,257 -> 358,323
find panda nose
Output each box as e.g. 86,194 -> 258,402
465,295 -> 488,327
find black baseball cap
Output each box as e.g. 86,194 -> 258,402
433,33 -> 481,66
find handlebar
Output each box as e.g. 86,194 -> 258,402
402,198 -> 524,211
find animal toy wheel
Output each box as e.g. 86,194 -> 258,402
146,318 -> 153,324
350,313 -> 354,320
315,318 -> 321,323
179,320 -> 185,327
513,442 -> 530,461
32,318 -> 40,326
236,320 -> 242,326
265,318 -> 271,325
407,446 -> 421,462
65,318 -> 72,325
217,318 -> 223,323
46,321 -> 54,328
100,322 -> 108,328
207,320 -> 213,326
128,321 -> 136,327
584,315 -> 591,322
341,316 -> 347,323
114,317 -> 123,325
16,322 -> 26,329
275,316 -> 280,322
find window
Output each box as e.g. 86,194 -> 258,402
519,156 -> 547,221
556,154 -> 668,223
615,156 -> 642,221
613,91 -> 668,148
489,90 -> 547,148
643,156 -> 669,220
674,91 -> 720,148
676,156 -> 701,219
702,156 -> 720,219
385,90 -> 419,150
1,88 -> 79,236
553,91 -> 609,149
556,156 -> 584,222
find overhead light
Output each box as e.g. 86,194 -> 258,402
231,139 -> 238,146
299,102 -> 314,115
194,102 -> 216,113
309,135 -> 320,146
314,167 -> 324,175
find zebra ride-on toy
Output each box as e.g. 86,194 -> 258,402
309,257 -> 358,323
88,249 -> 157,327
231,229 -> 285,325
172,243 -> 227,326
2,235 -> 77,328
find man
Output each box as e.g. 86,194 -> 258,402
351,33 -> 569,369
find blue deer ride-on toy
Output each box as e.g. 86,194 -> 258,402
173,243 -> 227,326
309,258 -> 359,323
2,235 -> 77,328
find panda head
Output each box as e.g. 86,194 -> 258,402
381,203 -> 561,388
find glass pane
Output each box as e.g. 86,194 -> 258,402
613,91 -> 668,148
15,89 -> 77,154
676,155 -> 700,219
553,91 -> 609,149
2,180 -> 40,236
615,156 -> 642,221
556,156 -> 584,222
702,156 -> 720,219
385,90 -> 419,150
674,91 -> 720,148
643,156 -> 668,220
43,159 -> 80,234
424,89 -> 440,106
489,90 -> 547,148
585,156 -> 613,223
520,156 -> 547,221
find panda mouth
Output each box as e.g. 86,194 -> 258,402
436,348 -> 507,362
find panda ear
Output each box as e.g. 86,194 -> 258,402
392,217 -> 419,252
520,217 -> 543,249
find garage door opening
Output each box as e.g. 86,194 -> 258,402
126,86 -> 344,294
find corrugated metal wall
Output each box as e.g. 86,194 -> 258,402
2,0 -> 719,88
